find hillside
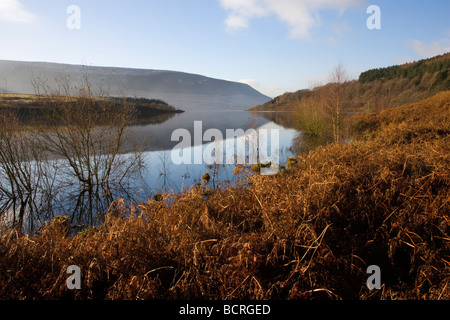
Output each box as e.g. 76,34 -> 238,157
1,91 -> 448,300
0,60 -> 271,111
249,89 -> 312,111
359,52 -> 450,87
250,52 -> 450,112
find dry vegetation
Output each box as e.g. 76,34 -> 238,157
0,91 -> 449,300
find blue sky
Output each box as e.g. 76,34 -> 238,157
0,0 -> 449,97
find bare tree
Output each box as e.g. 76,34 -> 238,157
0,71 -> 147,232
293,89 -> 332,153
324,63 -> 349,143
32,72 -> 145,225
0,112 -> 54,231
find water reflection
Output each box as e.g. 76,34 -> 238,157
249,111 -> 299,130
129,111 -> 300,196
1,110 -> 300,231
126,110 -> 271,152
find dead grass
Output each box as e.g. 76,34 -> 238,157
0,92 -> 449,300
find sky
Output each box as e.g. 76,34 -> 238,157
0,0 -> 449,97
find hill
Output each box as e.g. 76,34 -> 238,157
0,60 -> 271,111
249,89 -> 312,111
250,52 -> 450,112
1,91 -> 448,300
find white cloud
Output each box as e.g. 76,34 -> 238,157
225,14 -> 250,30
219,0 -> 363,39
407,39 -> 450,58
0,0 -> 35,23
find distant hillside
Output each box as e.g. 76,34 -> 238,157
0,60 -> 271,111
250,52 -> 450,112
249,89 -> 312,111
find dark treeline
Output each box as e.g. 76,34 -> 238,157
0,94 -> 183,127
109,96 -> 183,115
359,52 -> 450,90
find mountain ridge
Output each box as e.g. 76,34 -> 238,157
0,59 -> 271,111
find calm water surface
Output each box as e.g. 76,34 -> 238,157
1,110 -> 300,229
128,110 -> 300,197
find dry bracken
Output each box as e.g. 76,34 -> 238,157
0,91 -> 449,300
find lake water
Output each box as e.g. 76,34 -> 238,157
0,110 -> 301,229
128,110 -> 300,197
